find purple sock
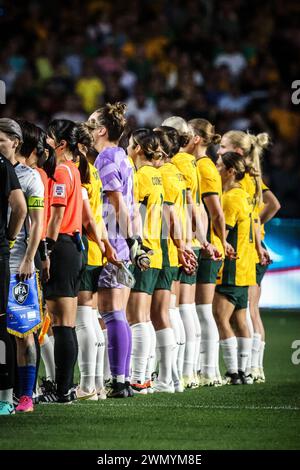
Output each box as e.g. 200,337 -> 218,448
101,310 -> 129,379
124,321 -> 132,379
18,366 -> 36,397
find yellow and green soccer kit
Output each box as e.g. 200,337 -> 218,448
128,156 -> 139,203
217,187 -> 256,287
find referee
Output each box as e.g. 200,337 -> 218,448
0,123 -> 27,415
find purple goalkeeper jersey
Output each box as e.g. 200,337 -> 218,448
94,146 -> 134,260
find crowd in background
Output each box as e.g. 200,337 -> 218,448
1,0 -> 300,217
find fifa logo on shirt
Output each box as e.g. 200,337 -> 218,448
291,340 -> 300,365
0,80 -> 6,104
291,80 -> 300,105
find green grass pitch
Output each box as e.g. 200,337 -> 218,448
1,309 -> 299,450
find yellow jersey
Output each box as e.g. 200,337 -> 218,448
217,187 -> 256,286
172,152 -> 200,248
260,180 -> 269,240
160,162 -> 187,267
128,157 -> 139,203
136,165 -> 164,269
197,156 -> 224,257
82,162 -> 103,266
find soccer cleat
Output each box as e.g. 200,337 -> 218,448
125,381 -> 134,398
174,379 -> 184,393
0,401 -> 15,416
238,370 -> 253,385
251,367 -> 263,382
259,368 -> 266,383
57,389 -> 77,403
76,387 -> 98,401
144,380 -> 154,394
106,379 -> 128,398
182,375 -> 196,389
97,388 -> 107,400
152,380 -> 175,393
16,396 -> 34,412
199,375 -> 216,387
224,371 -> 242,385
13,394 -> 19,407
130,381 -> 148,395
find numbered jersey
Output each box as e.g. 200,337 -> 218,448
136,165 -> 164,269
217,187 -> 256,286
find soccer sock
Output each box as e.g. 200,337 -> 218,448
72,327 -> 78,370
196,304 -> 219,378
0,320 -> 15,399
259,341 -> 266,370
92,309 -> 105,391
169,308 -> 180,383
33,333 -> 40,394
130,322 -> 151,384
156,328 -> 176,385
53,326 -> 77,395
101,310 -> 129,383
179,304 -> 196,379
76,306 -> 97,392
251,333 -> 262,369
145,321 -> 156,382
18,366 -> 36,397
192,303 -> 201,376
237,337 -> 252,372
124,319 -> 132,381
245,305 -> 254,375
40,334 -> 56,381
103,329 -> 111,382
215,341 -> 221,380
176,307 -> 186,379
220,336 -> 238,374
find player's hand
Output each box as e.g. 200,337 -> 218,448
259,247 -> 271,266
178,247 -> 198,274
202,242 -> 222,261
136,246 -> 153,271
18,257 -> 34,281
41,257 -> 50,283
104,243 -> 122,268
225,242 -> 238,260
126,235 -> 143,264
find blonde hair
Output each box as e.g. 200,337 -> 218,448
161,116 -> 194,148
188,118 -> 221,146
223,130 -> 270,205
88,102 -> 127,141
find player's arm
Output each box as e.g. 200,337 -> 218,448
203,194 -> 226,249
7,189 -> 27,242
106,190 -> 133,239
19,203 -> 44,280
260,189 -> 281,225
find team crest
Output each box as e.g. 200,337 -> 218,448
13,282 -> 29,304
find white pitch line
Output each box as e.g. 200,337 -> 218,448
72,402 -> 300,411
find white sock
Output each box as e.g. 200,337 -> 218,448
131,322 -> 151,384
196,304 -> 219,379
237,337 -> 252,372
169,308 -> 180,382
40,333 -> 55,381
192,303 -> 201,376
245,305 -> 254,374
102,329 -> 111,382
145,321 -> 156,381
180,303 -> 196,379
156,328 -> 176,385
92,309 -> 105,391
176,307 -> 186,379
220,336 -> 238,374
0,388 -> 13,404
49,335 -> 54,345
251,333 -> 262,369
215,342 -> 221,380
259,341 -> 265,369
75,306 -> 97,392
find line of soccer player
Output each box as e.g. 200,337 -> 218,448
0,103 -> 280,414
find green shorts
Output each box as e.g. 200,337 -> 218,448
197,258 -> 223,284
180,248 -> 201,285
256,262 -> 268,286
155,267 -> 179,291
79,265 -> 102,293
215,284 -> 248,310
131,267 -> 161,295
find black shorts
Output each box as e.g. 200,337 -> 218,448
0,254 -> 10,314
44,234 -> 84,299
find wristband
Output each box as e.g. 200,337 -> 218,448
38,239 -> 48,261
45,237 -> 56,254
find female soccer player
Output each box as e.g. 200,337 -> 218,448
86,103 -> 136,398
217,130 -> 280,382
162,116 -> 216,388
43,119 -> 84,403
188,118 -> 233,386
214,151 -> 256,384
